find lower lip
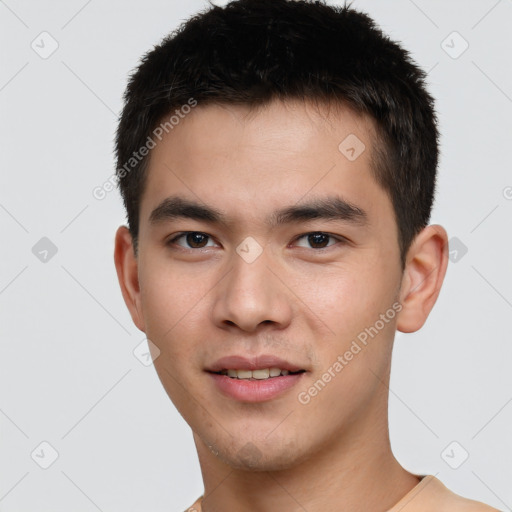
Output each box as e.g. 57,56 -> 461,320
207,372 -> 306,402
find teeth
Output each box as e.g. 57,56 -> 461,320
236,370 -> 252,379
219,367 -> 298,379
251,368 -> 269,379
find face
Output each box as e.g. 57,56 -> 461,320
117,99 -> 408,471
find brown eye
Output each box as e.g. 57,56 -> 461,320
294,232 -> 343,249
307,233 -> 330,248
167,232 -> 216,249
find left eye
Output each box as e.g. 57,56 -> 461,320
293,232 -> 343,249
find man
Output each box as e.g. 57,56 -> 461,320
113,0 -> 499,510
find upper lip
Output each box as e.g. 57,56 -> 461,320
206,355 -> 306,373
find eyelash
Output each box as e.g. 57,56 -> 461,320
166,231 -> 347,251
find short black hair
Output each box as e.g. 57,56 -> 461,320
115,0 -> 439,268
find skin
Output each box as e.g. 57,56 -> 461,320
114,99 -> 449,511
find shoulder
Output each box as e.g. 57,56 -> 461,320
184,495 -> 202,512
389,475 -> 501,512
429,476 -> 500,511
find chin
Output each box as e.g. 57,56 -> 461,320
207,436 -> 313,472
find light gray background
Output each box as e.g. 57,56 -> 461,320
1,0 -> 511,510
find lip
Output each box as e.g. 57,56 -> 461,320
205,354 -> 305,373
208,371 -> 306,402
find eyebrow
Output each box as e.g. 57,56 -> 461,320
148,195 -> 368,228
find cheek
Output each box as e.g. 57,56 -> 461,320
298,259 -> 399,390
138,257 -> 211,361
139,250 -> 207,323
297,272 -> 396,427
296,262 -> 390,337
138,261 -> 213,417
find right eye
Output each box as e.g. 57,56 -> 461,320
166,231 -> 219,250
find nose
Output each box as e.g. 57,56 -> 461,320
212,243 -> 293,333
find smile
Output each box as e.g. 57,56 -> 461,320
215,368 -> 306,380
208,369 -> 307,402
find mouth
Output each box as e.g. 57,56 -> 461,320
209,368 -> 306,380
205,354 -> 307,374
205,354 -> 308,402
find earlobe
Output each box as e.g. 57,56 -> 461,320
113,225 -> 146,332
396,224 -> 449,333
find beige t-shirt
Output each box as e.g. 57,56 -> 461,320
185,474 -> 501,511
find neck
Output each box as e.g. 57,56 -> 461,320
193,384 -> 420,511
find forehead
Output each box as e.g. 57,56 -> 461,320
152,99 -> 378,162
139,99 -> 391,232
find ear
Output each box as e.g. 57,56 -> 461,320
114,225 -> 146,332
396,224 -> 449,333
